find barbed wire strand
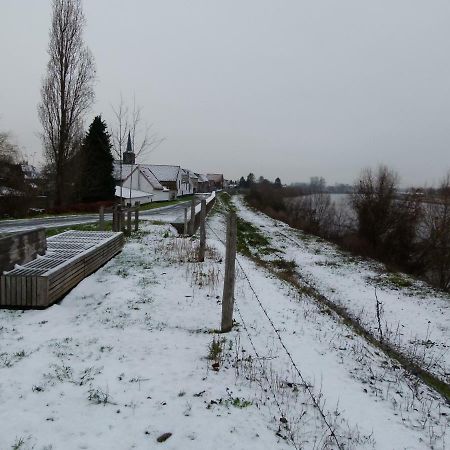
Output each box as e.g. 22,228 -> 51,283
233,302 -> 300,450
205,220 -> 344,450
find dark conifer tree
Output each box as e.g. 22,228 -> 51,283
79,116 -> 115,202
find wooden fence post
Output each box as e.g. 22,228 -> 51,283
184,208 -> 188,236
198,199 -> 206,262
112,206 -> 116,232
127,208 -> 132,235
221,210 -> 237,332
190,197 -> 196,235
99,205 -> 105,231
134,201 -> 140,232
116,205 -> 122,232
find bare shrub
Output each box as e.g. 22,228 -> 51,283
419,173 -> 450,290
288,191 -> 337,237
351,166 -> 398,248
350,165 -> 422,270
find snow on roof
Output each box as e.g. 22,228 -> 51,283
113,161 -> 136,180
115,186 -> 154,199
139,167 -> 164,190
196,173 -> 209,183
145,164 -> 180,182
183,169 -> 198,180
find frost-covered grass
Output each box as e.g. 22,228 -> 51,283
0,205 -> 449,449
233,196 -> 450,389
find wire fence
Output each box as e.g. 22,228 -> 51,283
206,220 -> 344,450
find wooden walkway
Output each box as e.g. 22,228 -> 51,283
0,231 -> 123,308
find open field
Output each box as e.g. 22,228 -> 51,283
0,196 -> 448,449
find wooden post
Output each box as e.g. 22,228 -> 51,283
183,208 -> 188,236
221,211 -> 237,332
112,206 -> 116,232
117,205 -> 123,232
99,205 -> 105,231
127,208 -> 132,235
134,201 -> 140,232
114,205 -> 121,232
198,199 -> 206,262
190,197 -> 196,235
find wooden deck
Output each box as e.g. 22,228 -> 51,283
0,231 -> 124,308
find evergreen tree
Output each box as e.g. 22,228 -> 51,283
246,172 -> 255,186
79,116 -> 115,202
274,177 -> 282,188
239,176 -> 246,188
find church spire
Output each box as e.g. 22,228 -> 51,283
126,131 -> 132,153
123,131 -> 135,164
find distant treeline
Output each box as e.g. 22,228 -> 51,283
240,166 -> 450,292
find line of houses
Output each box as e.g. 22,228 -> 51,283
113,135 -> 225,204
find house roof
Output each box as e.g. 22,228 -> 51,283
145,164 -> 180,182
207,173 -> 224,183
196,173 -> 209,183
184,169 -> 198,180
113,161 -> 135,181
139,167 -> 164,190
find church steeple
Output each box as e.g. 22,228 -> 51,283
123,131 -> 135,164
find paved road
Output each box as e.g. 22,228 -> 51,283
0,200 -> 195,234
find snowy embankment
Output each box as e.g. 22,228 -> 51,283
0,201 -> 448,449
234,197 -> 450,385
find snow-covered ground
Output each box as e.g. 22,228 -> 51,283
0,202 -> 448,449
234,197 -> 450,385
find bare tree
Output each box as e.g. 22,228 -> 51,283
287,182 -> 336,237
420,173 -> 450,290
111,96 -> 129,203
111,95 -> 165,204
38,0 -> 95,207
351,165 -> 399,247
0,131 -> 20,164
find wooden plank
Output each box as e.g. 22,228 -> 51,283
12,277 -> 17,307
37,277 -> 48,307
48,265 -> 86,294
48,271 -> 86,303
0,276 -> 5,306
31,276 -> 36,307
22,276 -> 27,307
5,276 -> 11,306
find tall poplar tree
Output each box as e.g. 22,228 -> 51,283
38,0 -> 95,207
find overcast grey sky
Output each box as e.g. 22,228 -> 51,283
1,0 -> 449,185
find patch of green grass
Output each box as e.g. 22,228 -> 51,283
271,258 -> 297,273
226,397 -> 252,408
386,273 -> 413,289
207,336 -> 226,361
209,192 -> 234,217
236,217 -> 272,257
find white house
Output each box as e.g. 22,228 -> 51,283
181,169 -> 199,194
146,165 -> 185,199
113,162 -> 171,203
